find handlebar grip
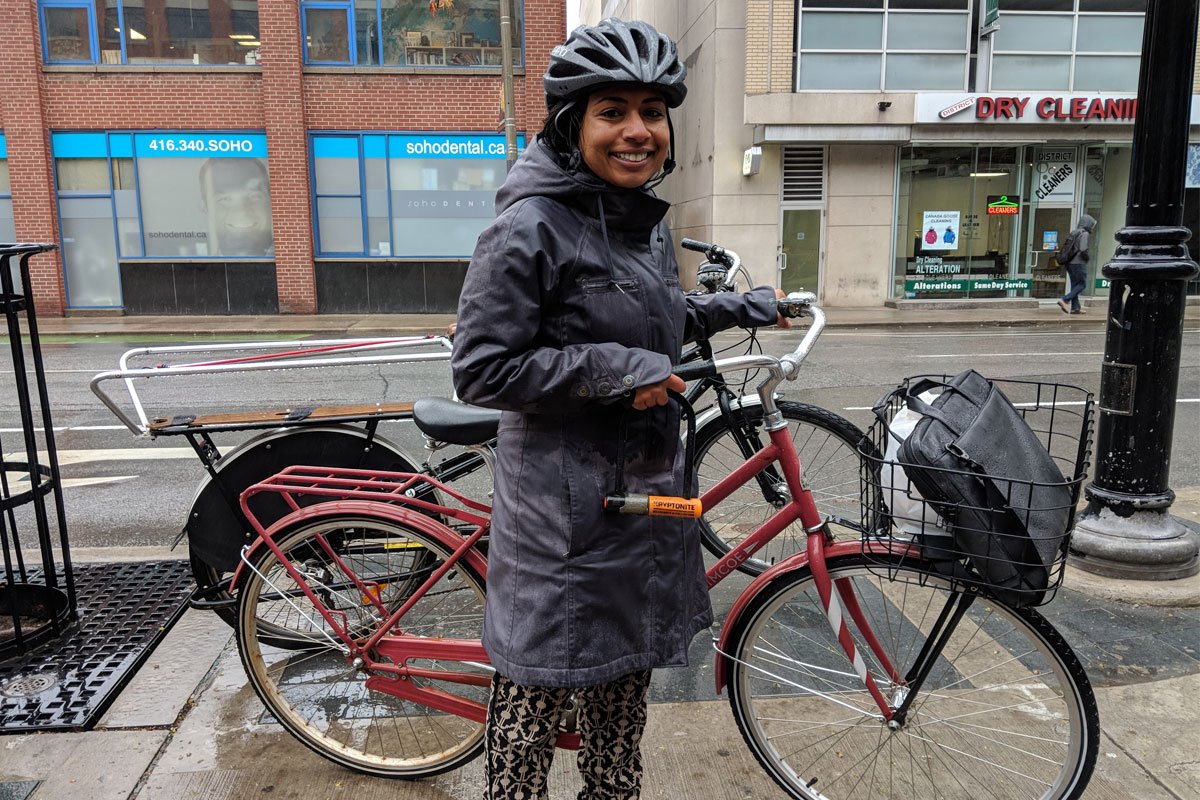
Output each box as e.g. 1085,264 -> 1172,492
673,359 -> 717,382
680,238 -> 713,253
777,298 -> 810,319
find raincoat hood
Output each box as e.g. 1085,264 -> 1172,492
496,139 -> 670,235
1077,214 -> 1097,232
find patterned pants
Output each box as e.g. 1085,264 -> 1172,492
484,669 -> 652,800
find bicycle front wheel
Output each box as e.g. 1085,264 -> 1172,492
725,554 -> 1098,800
236,515 -> 488,778
696,401 -> 875,575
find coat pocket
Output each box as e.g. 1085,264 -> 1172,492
576,277 -> 649,347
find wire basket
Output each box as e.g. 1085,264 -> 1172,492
858,375 -> 1094,607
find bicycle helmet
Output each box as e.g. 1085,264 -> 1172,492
545,18 -> 687,108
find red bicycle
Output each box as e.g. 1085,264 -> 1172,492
229,292 -> 1099,799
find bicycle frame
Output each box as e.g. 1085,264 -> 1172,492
232,371 -> 915,751
231,467 -> 581,749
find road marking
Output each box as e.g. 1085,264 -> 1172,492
3,448 -> 196,464
817,329 -> 1200,339
0,369 -> 116,374
914,352 -> 1105,358
0,425 -> 133,433
844,398 -> 1200,411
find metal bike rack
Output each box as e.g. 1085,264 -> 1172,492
0,243 -> 77,657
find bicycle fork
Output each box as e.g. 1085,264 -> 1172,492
806,530 -> 978,728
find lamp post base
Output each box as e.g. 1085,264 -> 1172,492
1068,507 -> 1200,581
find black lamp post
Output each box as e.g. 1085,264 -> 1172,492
1068,0 -> 1200,579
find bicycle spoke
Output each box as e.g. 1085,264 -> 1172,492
237,518 -> 489,777
728,558 -> 1095,800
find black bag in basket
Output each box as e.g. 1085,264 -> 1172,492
895,370 -> 1072,606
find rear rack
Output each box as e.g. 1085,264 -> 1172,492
91,335 -> 453,435
238,465 -> 492,535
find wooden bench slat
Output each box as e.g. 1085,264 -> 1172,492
149,402 -> 415,431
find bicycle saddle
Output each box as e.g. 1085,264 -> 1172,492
412,397 -> 501,445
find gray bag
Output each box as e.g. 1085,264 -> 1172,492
894,370 -> 1072,606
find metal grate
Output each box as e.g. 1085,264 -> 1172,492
0,561 -> 192,732
782,146 -> 825,203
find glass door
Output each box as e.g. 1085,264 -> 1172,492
1019,145 -> 1079,300
780,209 -> 822,295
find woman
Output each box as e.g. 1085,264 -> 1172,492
452,19 -> 784,799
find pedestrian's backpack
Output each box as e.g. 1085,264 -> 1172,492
1056,231 -> 1080,264
887,370 -> 1073,606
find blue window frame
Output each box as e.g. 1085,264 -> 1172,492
0,133 -> 15,251
310,131 -> 524,258
302,2 -> 356,64
300,1 -> 525,68
40,0 -> 98,64
38,1 -> 261,66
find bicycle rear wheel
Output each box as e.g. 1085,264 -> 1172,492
724,554 -> 1098,800
695,401 -> 877,575
235,515 -> 488,778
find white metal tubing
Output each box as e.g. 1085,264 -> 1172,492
95,337 -> 454,434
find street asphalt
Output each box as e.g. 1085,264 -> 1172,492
2,299 -> 1198,799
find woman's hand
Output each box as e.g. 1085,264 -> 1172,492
632,374 -> 686,410
775,288 -> 792,329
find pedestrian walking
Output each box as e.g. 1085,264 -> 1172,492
1057,214 -> 1096,314
451,18 -> 788,800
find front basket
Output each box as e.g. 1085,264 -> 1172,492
857,375 -> 1095,607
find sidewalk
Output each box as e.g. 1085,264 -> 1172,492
33,297 -> 1200,338
2,300 -> 1198,799
2,528 -> 1198,800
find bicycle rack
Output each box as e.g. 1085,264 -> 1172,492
0,243 -> 77,657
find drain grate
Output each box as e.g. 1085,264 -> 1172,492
0,560 -> 193,732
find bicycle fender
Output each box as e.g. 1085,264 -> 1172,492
691,394 -> 762,431
714,540 -> 890,693
229,499 -> 488,592
186,425 -> 420,572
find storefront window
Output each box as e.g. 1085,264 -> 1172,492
892,142 -> 1155,302
311,132 -> 520,257
51,131 -> 272,307
302,0 -> 525,68
0,137 -> 14,245
894,145 -> 1022,298
40,1 -> 260,65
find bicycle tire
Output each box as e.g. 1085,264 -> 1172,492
185,425 -> 427,634
724,553 -> 1099,800
236,515 -> 489,778
695,401 -> 877,575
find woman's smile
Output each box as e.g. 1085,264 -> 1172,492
579,86 -> 670,188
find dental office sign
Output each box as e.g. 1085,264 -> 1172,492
912,93 -> 1200,125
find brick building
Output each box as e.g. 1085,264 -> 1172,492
0,0 -> 560,316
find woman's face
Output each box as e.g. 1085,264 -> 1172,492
578,86 -> 669,189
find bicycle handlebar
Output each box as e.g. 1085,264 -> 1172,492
681,237 -> 752,293
672,291 -> 825,386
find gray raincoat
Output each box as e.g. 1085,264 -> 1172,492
451,141 -> 778,688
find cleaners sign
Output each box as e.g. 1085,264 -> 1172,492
913,93 -> 1177,125
1033,148 -> 1076,203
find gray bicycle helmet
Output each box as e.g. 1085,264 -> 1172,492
545,18 -> 687,108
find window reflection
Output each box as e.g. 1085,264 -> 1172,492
42,1 -> 261,65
